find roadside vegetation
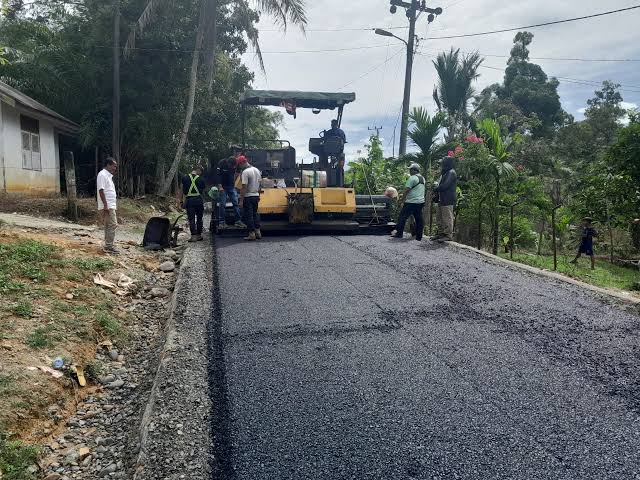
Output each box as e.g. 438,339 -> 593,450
348,32 -> 639,297
0,235 -> 131,475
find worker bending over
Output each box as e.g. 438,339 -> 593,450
182,165 -> 206,242
238,156 -> 262,241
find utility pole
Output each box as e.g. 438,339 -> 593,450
399,1 -> 417,158
113,0 -> 121,168
376,1 -> 442,158
368,126 -> 383,138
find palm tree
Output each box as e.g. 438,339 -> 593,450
125,0 -> 307,196
433,48 -> 483,143
476,118 -> 517,254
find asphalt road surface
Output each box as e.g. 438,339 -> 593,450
209,235 -> 640,480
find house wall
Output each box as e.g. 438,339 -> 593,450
0,101 -> 60,195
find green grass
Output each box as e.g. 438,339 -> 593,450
0,241 -> 56,285
25,326 -> 57,349
70,257 -> 114,271
96,312 -> 125,339
11,302 -> 33,318
0,375 -> 13,397
0,426 -> 38,480
501,252 -> 640,292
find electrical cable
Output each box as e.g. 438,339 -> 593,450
337,47 -> 405,90
424,5 -> 640,40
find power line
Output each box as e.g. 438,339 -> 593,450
419,47 -> 640,63
478,64 -> 640,93
258,4 -> 640,36
83,43 -> 395,55
424,5 -> 640,40
337,47 -> 404,89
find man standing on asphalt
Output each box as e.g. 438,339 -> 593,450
238,156 -> 262,241
97,158 -> 118,254
392,163 -> 425,241
216,156 -> 245,230
182,165 -> 206,242
432,156 -> 457,243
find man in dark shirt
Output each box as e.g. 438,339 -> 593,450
570,217 -> 598,269
325,119 -> 346,143
216,156 -> 244,229
182,165 -> 206,241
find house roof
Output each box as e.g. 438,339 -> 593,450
0,80 -> 79,134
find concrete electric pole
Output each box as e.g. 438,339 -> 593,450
376,0 -> 442,158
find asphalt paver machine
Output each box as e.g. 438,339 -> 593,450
214,89 -> 394,234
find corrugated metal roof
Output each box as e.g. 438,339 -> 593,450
0,80 -> 79,134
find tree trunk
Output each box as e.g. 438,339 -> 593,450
158,0 -> 208,196
492,175 -> 500,255
63,151 -> 78,221
537,218 -> 545,255
205,0 -> 219,92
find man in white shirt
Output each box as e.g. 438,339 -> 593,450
238,156 -> 262,241
96,158 -> 118,253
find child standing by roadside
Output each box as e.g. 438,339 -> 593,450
570,217 -> 598,270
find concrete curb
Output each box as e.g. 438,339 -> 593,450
132,239 -> 213,479
447,241 -> 640,307
132,251 -> 186,479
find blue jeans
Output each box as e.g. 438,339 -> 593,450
219,187 -> 242,225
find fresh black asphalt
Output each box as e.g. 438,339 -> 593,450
209,235 -> 640,479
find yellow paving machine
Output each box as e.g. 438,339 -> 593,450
214,89 -> 394,235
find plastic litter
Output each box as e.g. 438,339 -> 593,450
52,357 -> 65,370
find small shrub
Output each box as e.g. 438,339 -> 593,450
25,326 -> 56,349
11,302 -> 33,318
84,361 -> 104,382
96,312 -> 124,339
0,375 -> 13,396
0,427 -> 39,480
0,273 -> 25,294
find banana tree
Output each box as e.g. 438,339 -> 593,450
125,0 -> 307,196
476,118 -> 518,254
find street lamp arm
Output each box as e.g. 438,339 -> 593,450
374,28 -> 408,46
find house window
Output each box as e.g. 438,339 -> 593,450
21,115 -> 41,171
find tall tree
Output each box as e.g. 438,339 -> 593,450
501,31 -> 565,138
125,0 -> 307,196
432,48 -> 483,142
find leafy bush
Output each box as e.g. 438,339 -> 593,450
0,427 -> 38,480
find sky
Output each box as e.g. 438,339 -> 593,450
240,0 -> 640,163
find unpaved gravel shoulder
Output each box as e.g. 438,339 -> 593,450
133,238 -> 213,480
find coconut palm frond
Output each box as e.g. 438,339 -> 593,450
246,27 -> 265,73
124,0 -> 167,57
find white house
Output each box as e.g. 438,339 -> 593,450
0,80 -> 79,195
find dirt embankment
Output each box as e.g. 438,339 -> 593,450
0,209 -> 190,479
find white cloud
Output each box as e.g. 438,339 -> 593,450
242,0 -> 640,159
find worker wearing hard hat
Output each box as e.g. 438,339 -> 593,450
391,163 -> 426,241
